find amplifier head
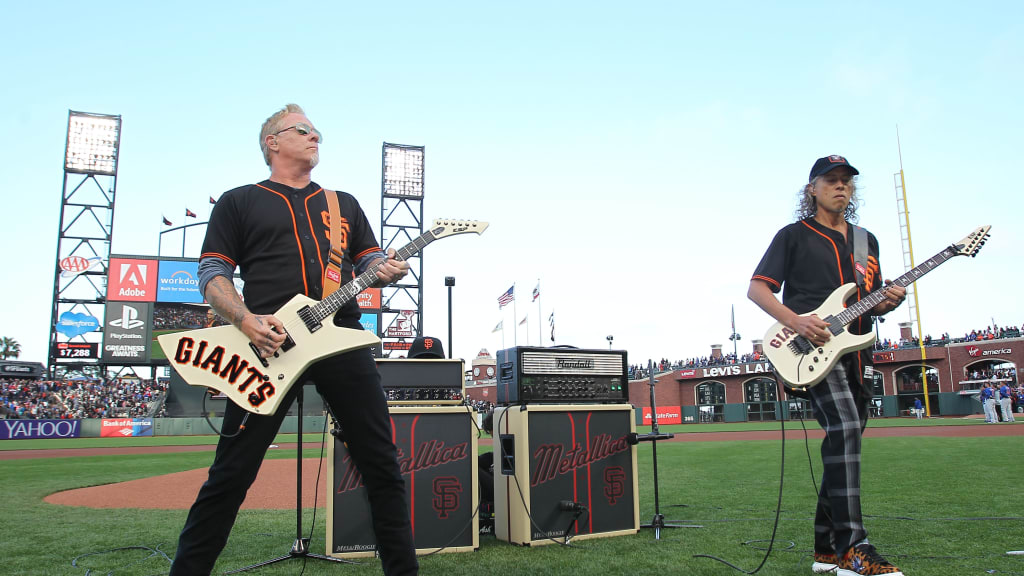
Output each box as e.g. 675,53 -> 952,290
496,347 -> 628,405
376,358 -> 466,405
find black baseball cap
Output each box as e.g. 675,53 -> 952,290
809,155 -> 859,182
408,336 -> 445,359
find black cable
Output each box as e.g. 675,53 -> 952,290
692,367 -> 787,574
496,406 -> 591,549
70,544 -> 172,575
297,414 -> 332,576
201,391 -> 249,438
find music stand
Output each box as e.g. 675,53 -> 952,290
635,359 -> 701,539
225,386 -> 355,573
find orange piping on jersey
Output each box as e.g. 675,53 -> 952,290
255,183 -> 309,296
304,188 -> 326,281
355,247 -> 380,262
751,275 -> 781,290
200,252 -> 236,268
800,220 -> 844,284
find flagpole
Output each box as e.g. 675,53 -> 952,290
536,279 -> 542,346
512,283 -> 518,347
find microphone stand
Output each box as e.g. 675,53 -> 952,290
635,359 -> 701,540
225,386 -> 354,573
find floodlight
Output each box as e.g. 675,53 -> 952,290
64,111 -> 121,175
382,143 -> 424,198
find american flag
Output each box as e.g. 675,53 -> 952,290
498,285 -> 514,308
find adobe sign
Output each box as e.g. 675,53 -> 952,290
107,258 -> 159,302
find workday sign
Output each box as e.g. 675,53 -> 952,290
157,260 -> 203,303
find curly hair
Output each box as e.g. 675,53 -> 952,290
259,103 -> 305,166
795,176 -> 860,223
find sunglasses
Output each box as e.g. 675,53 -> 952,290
274,122 -> 322,141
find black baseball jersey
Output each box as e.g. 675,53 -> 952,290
751,218 -> 883,387
201,180 -> 380,320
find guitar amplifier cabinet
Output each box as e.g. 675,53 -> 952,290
327,406 -> 478,558
496,347 -> 628,404
377,358 -> 465,405
494,404 -> 638,546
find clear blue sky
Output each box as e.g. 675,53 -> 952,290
2,1 -> 1021,367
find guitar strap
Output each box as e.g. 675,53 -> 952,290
322,190 -> 344,298
852,224 -> 868,288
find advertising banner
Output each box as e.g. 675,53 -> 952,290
107,258 -> 159,302
100,418 -> 154,438
157,260 -> 204,303
1,419 -> 81,440
641,406 -> 682,425
359,313 -> 379,335
52,341 -> 100,361
102,301 -> 153,363
385,310 -> 417,338
356,289 -> 381,310
56,311 -> 101,338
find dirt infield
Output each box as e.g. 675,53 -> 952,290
31,423 -> 1024,510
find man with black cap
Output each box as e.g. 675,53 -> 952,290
748,155 -> 907,576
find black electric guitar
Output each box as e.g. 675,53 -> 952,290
763,225 -> 990,389
158,219 -> 488,414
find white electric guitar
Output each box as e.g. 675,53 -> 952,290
763,225 -> 990,389
158,219 -> 488,415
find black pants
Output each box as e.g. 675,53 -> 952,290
169,347 -> 418,575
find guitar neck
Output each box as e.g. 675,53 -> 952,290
308,230 -> 438,322
833,243 -> 962,327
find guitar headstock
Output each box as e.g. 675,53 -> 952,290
952,225 -> 991,257
429,219 -> 489,239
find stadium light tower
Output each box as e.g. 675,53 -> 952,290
47,111 -> 122,376
379,142 -> 425,357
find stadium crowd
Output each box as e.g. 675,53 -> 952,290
0,377 -> 166,419
630,352 -> 765,380
874,323 -> 1023,350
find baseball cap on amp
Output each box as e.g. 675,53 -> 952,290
809,155 -> 859,181
408,336 -> 445,359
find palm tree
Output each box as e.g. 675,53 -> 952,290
1,337 -> 21,360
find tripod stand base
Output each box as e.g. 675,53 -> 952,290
223,538 -> 357,574
641,512 -> 703,540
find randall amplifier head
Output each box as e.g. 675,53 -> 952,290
376,358 -> 465,405
496,346 -> 628,405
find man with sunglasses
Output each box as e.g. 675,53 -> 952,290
748,155 -> 906,576
168,104 -> 418,576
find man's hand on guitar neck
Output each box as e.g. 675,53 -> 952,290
871,280 -> 906,316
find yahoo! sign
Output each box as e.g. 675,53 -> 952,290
1,419 -> 81,440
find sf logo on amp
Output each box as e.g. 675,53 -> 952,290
604,466 -> 626,505
432,476 -> 462,519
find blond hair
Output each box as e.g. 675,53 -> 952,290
259,104 -> 305,166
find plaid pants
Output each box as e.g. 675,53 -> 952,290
808,360 -> 870,558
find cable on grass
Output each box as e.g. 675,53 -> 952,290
71,544 -> 172,576
691,368 -> 788,574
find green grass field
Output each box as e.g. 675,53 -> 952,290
2,421 -> 1021,575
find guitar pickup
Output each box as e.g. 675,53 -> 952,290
248,342 -> 270,368
280,332 -> 295,352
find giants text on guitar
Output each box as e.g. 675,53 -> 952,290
158,219 -> 488,415
763,225 -> 990,389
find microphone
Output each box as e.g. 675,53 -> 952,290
559,500 -> 583,513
